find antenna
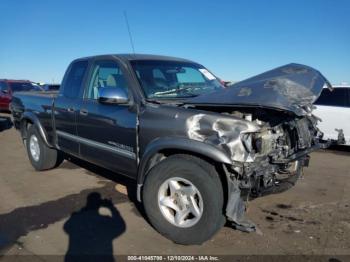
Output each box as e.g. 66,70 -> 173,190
123,10 -> 135,54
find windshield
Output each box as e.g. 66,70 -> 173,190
10,82 -> 41,92
131,60 -> 224,99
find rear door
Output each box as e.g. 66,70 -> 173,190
314,88 -> 350,145
54,60 -> 89,156
76,58 -> 137,177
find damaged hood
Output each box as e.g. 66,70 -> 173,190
188,63 -> 331,116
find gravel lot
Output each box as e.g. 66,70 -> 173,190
0,114 -> 349,260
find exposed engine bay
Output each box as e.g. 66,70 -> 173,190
185,105 -> 329,231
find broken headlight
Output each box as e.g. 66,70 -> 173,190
242,129 -> 284,156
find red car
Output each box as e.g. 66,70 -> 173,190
0,79 -> 41,111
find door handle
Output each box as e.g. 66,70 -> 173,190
80,109 -> 88,116
67,107 -> 75,113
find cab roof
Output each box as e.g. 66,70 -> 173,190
76,53 -> 195,63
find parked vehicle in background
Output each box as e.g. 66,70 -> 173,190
42,84 -> 60,91
314,85 -> 350,145
0,79 -> 41,112
31,82 -> 44,91
11,54 -> 330,244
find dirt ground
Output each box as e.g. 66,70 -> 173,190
0,114 -> 349,260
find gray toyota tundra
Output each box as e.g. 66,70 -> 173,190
11,54 -> 331,244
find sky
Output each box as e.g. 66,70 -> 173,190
0,0 -> 349,84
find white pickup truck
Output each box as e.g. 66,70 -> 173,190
314,85 -> 350,145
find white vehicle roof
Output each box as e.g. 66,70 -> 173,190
331,85 -> 350,88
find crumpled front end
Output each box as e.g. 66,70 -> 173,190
185,109 -> 326,166
186,113 -> 261,163
188,63 -> 332,116
184,107 -> 328,232
151,62 -> 332,232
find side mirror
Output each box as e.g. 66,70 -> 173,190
98,87 -> 129,105
1,89 -> 8,94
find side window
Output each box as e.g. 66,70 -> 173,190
86,61 -> 128,100
62,60 -> 88,98
315,88 -> 349,107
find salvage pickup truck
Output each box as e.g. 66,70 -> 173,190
11,54 -> 331,244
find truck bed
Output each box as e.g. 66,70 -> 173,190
14,90 -> 59,98
11,91 -> 58,110
11,91 -> 58,144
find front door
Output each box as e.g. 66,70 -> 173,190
76,60 -> 137,177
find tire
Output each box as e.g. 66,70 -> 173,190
143,154 -> 225,245
26,125 -> 63,171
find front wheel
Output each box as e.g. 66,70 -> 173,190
26,125 -> 63,171
142,154 -> 225,245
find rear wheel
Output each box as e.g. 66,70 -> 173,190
26,125 -> 63,171
143,154 -> 225,245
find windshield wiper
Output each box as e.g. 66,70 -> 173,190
153,85 -> 198,96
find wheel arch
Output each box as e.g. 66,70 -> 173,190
136,137 -> 232,201
20,112 -> 51,148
